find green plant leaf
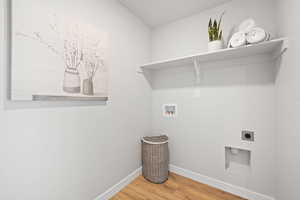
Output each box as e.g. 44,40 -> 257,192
217,11 -> 225,33
208,18 -> 212,28
208,30 -> 213,41
219,30 -> 223,40
213,20 -> 218,29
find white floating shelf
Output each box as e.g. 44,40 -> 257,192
32,93 -> 108,101
140,38 -> 288,71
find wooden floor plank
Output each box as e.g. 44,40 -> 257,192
111,172 -> 247,200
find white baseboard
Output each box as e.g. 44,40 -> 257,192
94,167 -> 142,200
169,165 -> 275,200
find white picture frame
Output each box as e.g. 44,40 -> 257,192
9,0 -> 109,102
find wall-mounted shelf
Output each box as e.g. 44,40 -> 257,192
32,94 -> 108,101
140,38 -> 288,73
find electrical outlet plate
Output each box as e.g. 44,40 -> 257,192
162,104 -> 177,118
242,130 -> 254,142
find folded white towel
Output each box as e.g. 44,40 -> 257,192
246,27 -> 267,44
239,18 -> 256,33
228,18 -> 271,48
228,31 -> 247,48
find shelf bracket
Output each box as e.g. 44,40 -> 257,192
274,38 -> 288,59
193,58 -> 201,85
137,68 -> 143,74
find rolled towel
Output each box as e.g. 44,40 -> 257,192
228,31 -> 247,48
246,27 -> 267,44
265,32 -> 271,41
238,18 -> 256,33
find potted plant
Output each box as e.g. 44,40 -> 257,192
208,12 -> 225,52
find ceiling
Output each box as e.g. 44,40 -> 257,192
118,0 -> 232,27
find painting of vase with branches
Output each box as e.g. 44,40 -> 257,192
11,7 -> 108,101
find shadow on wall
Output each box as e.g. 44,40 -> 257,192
144,54 -> 277,90
1,0 -> 107,110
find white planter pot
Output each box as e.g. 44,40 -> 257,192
208,40 -> 224,52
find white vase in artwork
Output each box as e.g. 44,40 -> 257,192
208,40 -> 224,52
63,68 -> 81,93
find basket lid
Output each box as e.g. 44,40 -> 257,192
142,135 -> 168,144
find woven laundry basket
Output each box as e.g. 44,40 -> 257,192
142,135 -> 169,184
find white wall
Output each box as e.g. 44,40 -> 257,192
151,0 -> 277,197
0,0 -> 151,200
276,0 -> 300,200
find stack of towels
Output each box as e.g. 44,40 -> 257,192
228,19 -> 271,48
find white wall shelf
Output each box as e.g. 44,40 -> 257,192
140,38 -> 288,73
